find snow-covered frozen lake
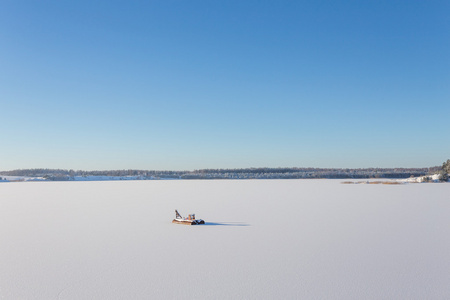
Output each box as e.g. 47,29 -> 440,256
1,180 -> 449,299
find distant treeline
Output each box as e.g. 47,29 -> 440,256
0,167 -> 440,180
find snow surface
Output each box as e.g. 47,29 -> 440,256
0,180 -> 449,299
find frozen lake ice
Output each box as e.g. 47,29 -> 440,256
1,180 -> 449,299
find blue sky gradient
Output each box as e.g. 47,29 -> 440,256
1,1 -> 449,170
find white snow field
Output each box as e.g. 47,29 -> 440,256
1,180 -> 449,299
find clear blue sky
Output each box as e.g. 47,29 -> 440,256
1,0 -> 449,170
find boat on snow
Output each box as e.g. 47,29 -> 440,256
172,210 -> 205,225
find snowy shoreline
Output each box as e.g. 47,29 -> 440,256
1,174 -> 448,183
0,175 -> 176,182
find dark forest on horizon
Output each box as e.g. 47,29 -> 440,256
0,166 -> 443,180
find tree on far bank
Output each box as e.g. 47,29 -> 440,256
439,159 -> 450,182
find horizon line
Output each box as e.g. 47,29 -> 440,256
0,165 -> 440,173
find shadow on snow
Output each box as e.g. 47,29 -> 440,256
203,222 -> 250,226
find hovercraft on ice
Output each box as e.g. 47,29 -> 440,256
172,210 -> 205,225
